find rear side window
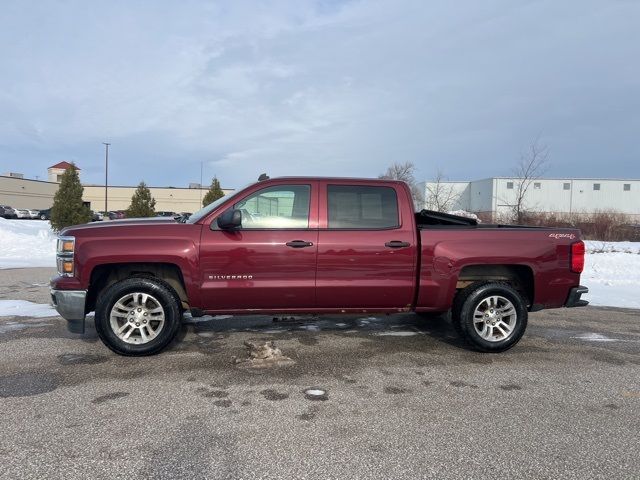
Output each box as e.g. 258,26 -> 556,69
327,185 -> 399,229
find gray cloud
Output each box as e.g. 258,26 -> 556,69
1,0 -> 639,188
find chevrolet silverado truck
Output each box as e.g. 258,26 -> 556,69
51,177 -> 588,356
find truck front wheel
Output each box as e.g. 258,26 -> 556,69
95,277 -> 182,356
452,282 -> 528,353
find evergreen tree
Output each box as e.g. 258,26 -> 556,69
126,182 -> 157,218
50,164 -> 92,231
202,176 -> 225,207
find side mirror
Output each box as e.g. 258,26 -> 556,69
216,209 -> 242,230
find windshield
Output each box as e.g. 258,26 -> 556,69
186,184 -> 251,224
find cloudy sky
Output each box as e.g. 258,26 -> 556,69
1,0 -> 639,189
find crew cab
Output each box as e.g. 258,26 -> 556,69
51,177 -> 588,356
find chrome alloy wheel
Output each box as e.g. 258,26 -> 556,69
109,292 -> 165,345
472,295 -> 517,342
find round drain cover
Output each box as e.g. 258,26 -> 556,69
304,388 -> 325,396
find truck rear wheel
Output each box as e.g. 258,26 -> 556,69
452,282 -> 527,352
95,277 -> 182,356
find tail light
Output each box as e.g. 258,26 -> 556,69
570,241 -> 585,273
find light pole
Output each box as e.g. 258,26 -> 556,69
200,161 -> 203,208
103,142 -> 110,213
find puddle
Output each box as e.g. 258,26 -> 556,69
0,373 -> 59,398
374,331 -> 421,337
57,353 -> 108,365
0,321 -> 53,334
571,333 -> 638,343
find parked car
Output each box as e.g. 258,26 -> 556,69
15,209 -> 31,219
28,209 -> 40,219
38,208 -> 52,220
156,211 -> 177,217
0,205 -> 18,219
107,211 -> 126,220
91,211 -> 103,222
51,176 -> 588,356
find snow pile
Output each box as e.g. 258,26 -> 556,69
585,241 -> 640,255
447,210 -> 480,221
582,241 -> 640,309
0,218 -> 56,268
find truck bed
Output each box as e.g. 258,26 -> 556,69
415,213 -> 582,312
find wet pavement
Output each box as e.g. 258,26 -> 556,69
0,268 -> 639,479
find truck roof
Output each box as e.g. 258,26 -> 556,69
264,176 -> 408,185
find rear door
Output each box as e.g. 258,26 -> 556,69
316,181 -> 417,310
199,181 -> 319,311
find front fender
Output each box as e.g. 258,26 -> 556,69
74,233 -> 202,307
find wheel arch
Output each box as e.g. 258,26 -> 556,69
455,264 -> 534,307
86,262 -> 189,313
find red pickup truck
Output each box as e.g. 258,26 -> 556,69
51,177 -> 588,356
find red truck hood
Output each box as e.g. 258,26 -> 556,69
60,217 -> 177,235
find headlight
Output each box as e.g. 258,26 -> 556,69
56,236 -> 75,276
57,236 -> 75,254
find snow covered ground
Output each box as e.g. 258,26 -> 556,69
0,218 -> 56,268
0,219 -> 638,309
583,241 -> 640,309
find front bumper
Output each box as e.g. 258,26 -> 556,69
565,285 -> 589,308
51,289 -> 87,333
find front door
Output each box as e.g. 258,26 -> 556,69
199,182 -> 318,311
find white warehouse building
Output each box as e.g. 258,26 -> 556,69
420,178 -> 640,221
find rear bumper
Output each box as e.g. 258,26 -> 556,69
50,289 -> 87,333
565,285 -> 589,308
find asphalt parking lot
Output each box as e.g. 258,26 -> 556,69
1,268 -> 639,479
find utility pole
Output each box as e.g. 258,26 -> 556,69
200,161 -> 203,207
103,142 -> 110,213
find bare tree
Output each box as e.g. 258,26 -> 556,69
379,161 -> 424,208
511,139 -> 549,223
425,170 -> 458,212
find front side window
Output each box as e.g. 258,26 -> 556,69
328,185 -> 399,229
233,185 -> 310,229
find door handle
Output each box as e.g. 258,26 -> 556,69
385,240 -> 410,249
286,240 -> 314,248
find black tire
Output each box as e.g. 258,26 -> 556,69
95,277 -> 182,356
451,282 -> 528,353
